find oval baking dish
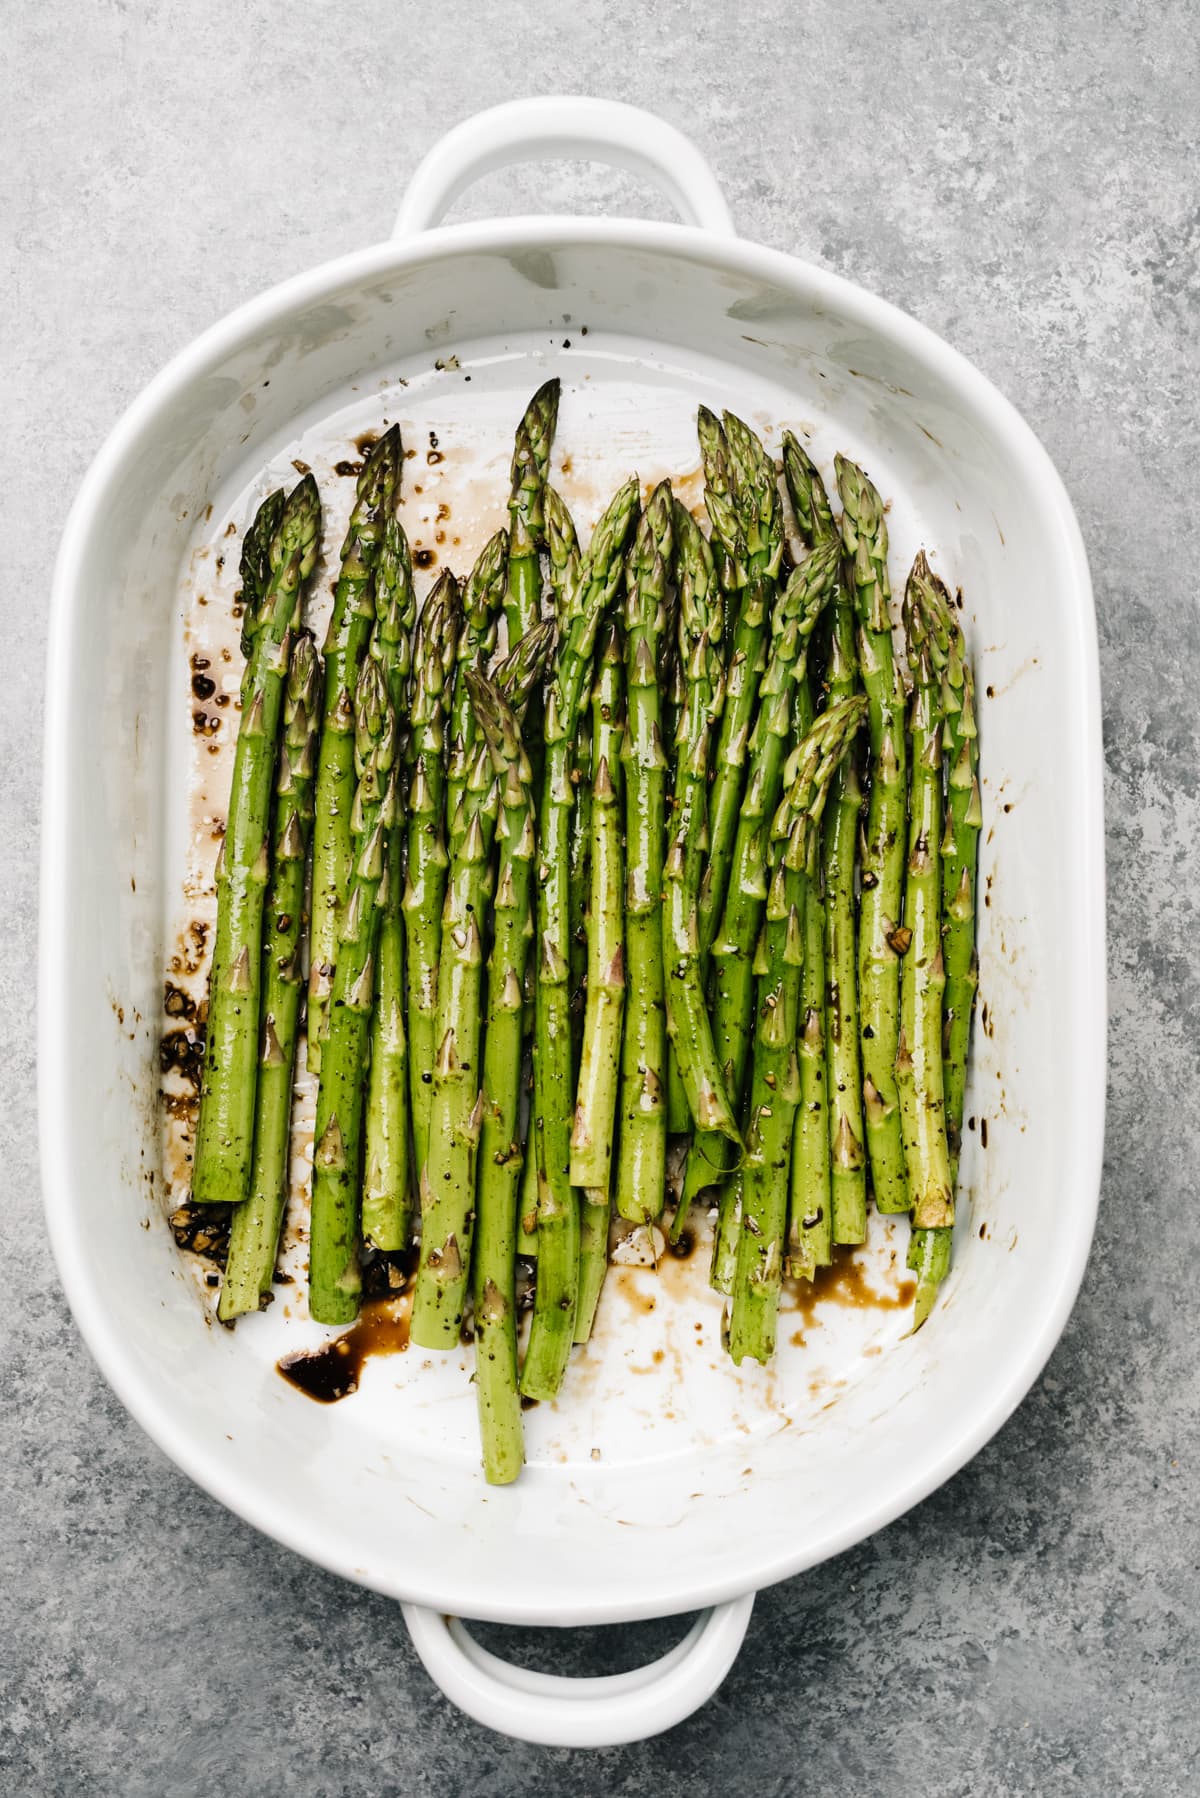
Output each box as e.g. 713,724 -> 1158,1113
40,98 -> 1105,1747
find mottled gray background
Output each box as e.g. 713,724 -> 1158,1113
3,1 -> 1197,1793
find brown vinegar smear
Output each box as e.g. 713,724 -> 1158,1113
786,1245 -> 915,1338
278,1294 -> 414,1403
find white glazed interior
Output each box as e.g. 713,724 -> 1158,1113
41,222 -> 1103,1626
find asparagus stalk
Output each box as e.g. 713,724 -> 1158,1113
446,529 -> 508,853
783,434 -> 868,1246
794,612 -> 832,1255
494,619 -> 559,724
614,483 -> 674,1226
836,454 -> 910,1221
570,619 -> 626,1187
517,1081 -> 540,1255
402,574 -> 461,1182
469,673 -> 538,1482
549,486 -> 584,1027
362,519 -> 418,1251
219,631 -> 322,1317
571,620 -> 626,1340
507,453 -> 572,1269
663,504 -> 739,1144
696,408 -> 783,957
665,1053 -> 690,1138
728,836 -> 803,1365
664,640 -> 690,1138
568,706 -> 593,1048
544,485 -> 580,631
193,475 -> 321,1206
900,555 -> 958,1328
709,1174 -> 743,1294
688,539 -> 840,1237
781,432 -> 835,551
309,661 -> 397,1323
728,696 -> 866,1364
908,1223 -> 953,1331
522,476 -> 639,1401
409,739 -> 501,1347
504,378 -> 560,646
787,869 -> 834,1280
409,619 -> 557,1348
924,571 -> 981,1171
659,533 -> 686,1141
824,753 -> 869,1242
517,486 -> 581,1257
306,428 -> 401,1070
237,487 -> 286,664
425,569 -> 464,798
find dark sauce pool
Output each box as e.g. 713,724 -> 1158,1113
785,1246 -> 916,1337
278,1295 -> 413,1403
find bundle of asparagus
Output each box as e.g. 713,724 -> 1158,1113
188,384 -> 980,1485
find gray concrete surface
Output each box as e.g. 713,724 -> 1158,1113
3,2 -> 1197,1792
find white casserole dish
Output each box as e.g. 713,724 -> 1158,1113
40,98 -> 1105,1748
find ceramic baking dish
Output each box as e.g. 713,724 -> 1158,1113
40,98 -> 1105,1748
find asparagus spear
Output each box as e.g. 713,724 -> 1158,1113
688,539 -> 840,1242
553,482 -> 598,1059
664,641 -> 690,1139
309,661 -> 396,1323
362,519 -> 418,1251
237,487 -> 286,663
507,460 -> 573,1268
570,619 -> 626,1188
922,569 -> 981,1171
522,476 -> 639,1401
728,695 -> 866,1364
504,378 -> 560,646
696,408 -> 783,957
544,485 -> 580,631
446,529 -> 508,855
469,673 -> 538,1482
900,555 -> 958,1328
700,536 -> 840,1285
424,569 -> 464,781
824,753 -> 869,1240
409,620 -> 557,1348
728,836 -> 803,1365
516,1076 -> 540,1257
571,620 -> 626,1341
709,1173 -> 744,1294
568,706 -> 593,1050
219,631 -> 322,1317
836,453 -> 909,1222
703,544 -> 839,1284
658,529 -> 685,1156
306,428 -> 401,1070
614,483 -> 674,1226
494,619 -> 559,724
518,486 -> 581,1256
193,475 -> 321,1207
409,739 -> 501,1347
783,594 -> 834,1279
782,434 -> 868,1247
402,574 -> 461,1182
787,872 -> 834,1279
664,504 -> 739,1145
908,1223 -> 953,1331
558,493 -> 590,1046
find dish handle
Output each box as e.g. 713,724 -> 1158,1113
393,95 -> 735,239
401,1592 -> 755,1748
